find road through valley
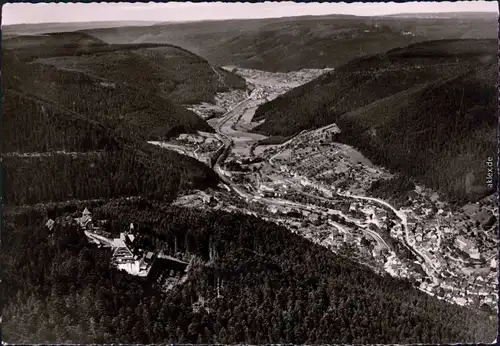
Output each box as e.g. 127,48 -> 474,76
211,94 -> 439,282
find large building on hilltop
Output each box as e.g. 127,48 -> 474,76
74,207 -> 190,285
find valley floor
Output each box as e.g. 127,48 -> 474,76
163,67 -> 498,312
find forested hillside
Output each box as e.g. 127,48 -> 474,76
4,51 -> 212,140
4,30 -> 247,136
3,145 -> 218,206
2,89 -> 219,206
252,39 -> 497,203
337,63 -> 497,203
3,31 -> 107,49
2,35 -> 222,206
253,39 -> 496,136
2,200 -> 497,344
4,31 -> 246,101
3,90 -> 123,153
32,45 -> 246,104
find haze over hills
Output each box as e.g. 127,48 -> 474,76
385,11 -> 498,19
3,13 -> 496,72
252,38 -> 497,203
78,14 -> 497,71
1,21 -> 159,36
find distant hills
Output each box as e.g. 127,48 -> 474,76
77,14 -> 497,72
2,21 -> 159,36
252,39 -> 497,203
4,14 -> 496,72
385,12 -> 498,19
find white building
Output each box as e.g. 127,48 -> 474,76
469,250 -> 480,260
490,258 -> 497,270
46,219 -> 55,231
455,235 -> 477,253
259,184 -> 275,193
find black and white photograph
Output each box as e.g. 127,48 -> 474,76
1,1 -> 498,344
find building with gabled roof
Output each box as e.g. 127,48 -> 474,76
455,235 -> 476,252
112,246 -> 135,264
127,234 -> 135,243
490,258 -> 497,271
76,207 -> 97,231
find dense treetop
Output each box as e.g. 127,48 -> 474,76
2,200 -> 497,344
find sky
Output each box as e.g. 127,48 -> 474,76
2,1 -> 498,26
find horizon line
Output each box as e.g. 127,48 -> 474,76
3,10 -> 498,27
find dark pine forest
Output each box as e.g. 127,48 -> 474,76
2,200 -> 497,344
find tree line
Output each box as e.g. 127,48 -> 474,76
3,145 -> 218,206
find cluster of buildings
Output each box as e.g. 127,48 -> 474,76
111,228 -> 158,277
213,88 -> 247,112
207,103 -> 498,311
266,135 -> 389,195
150,131 -> 224,169
401,30 -> 415,36
258,183 -> 278,198
48,208 -> 190,287
74,208 -> 158,277
252,165 -> 498,310
248,87 -> 268,100
399,193 -> 498,308
76,207 -> 108,234
185,102 -> 226,120
454,235 -> 481,260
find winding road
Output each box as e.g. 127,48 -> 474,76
337,192 -> 437,274
211,94 -> 438,281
